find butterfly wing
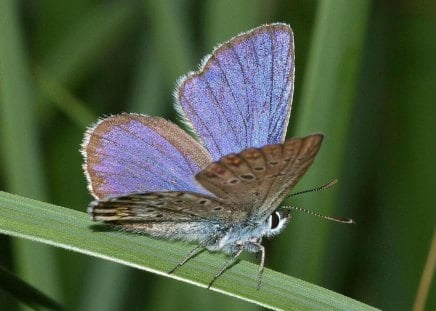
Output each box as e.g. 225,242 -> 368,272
89,191 -> 239,242
82,113 -> 213,200
195,134 -> 323,222
176,24 -> 294,160
88,136 -> 322,241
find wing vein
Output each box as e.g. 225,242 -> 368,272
203,76 -> 242,146
180,92 -> 224,156
227,45 -> 250,145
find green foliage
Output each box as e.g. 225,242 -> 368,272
0,0 -> 434,310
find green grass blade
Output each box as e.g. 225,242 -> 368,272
142,0 -> 192,84
35,67 -> 95,128
0,0 -> 46,199
0,192 -> 379,311
75,261 -> 130,311
127,40 -> 167,116
371,8 -> 436,309
281,0 -> 371,283
0,265 -> 63,310
41,1 -> 135,87
203,0 -> 265,48
0,0 -> 60,301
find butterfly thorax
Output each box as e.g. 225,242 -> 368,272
204,208 -> 291,254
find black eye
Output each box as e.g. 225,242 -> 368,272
270,212 -> 280,229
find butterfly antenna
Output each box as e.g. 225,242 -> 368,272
288,179 -> 338,198
285,179 -> 355,224
283,205 -> 355,224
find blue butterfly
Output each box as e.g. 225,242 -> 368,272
82,23 -> 340,289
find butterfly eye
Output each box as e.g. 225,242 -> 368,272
264,210 -> 291,238
270,211 -> 280,229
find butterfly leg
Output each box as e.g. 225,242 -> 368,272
255,243 -> 265,290
240,239 -> 265,289
168,245 -> 204,274
207,246 -> 244,289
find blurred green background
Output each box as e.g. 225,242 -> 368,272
0,0 -> 435,310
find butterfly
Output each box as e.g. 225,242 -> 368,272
82,23 -> 325,289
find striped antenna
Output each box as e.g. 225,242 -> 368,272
288,179 -> 338,198
283,205 -> 355,224
285,179 -> 355,224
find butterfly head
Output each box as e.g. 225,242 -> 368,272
263,208 -> 291,238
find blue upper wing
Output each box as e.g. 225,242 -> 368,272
176,24 -> 294,160
82,114 -> 212,200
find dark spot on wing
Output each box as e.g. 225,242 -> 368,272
240,173 -> 255,180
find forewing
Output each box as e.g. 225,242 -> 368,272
196,134 -> 323,221
176,24 -> 294,160
82,113 -> 213,200
257,134 -> 324,218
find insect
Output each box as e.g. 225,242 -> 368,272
82,23 -> 352,289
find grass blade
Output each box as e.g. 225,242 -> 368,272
0,191 -> 379,311
41,2 -> 136,87
0,0 -> 60,301
35,67 -> 95,128
142,0 -> 192,85
281,0 -> 371,283
0,265 -> 63,311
